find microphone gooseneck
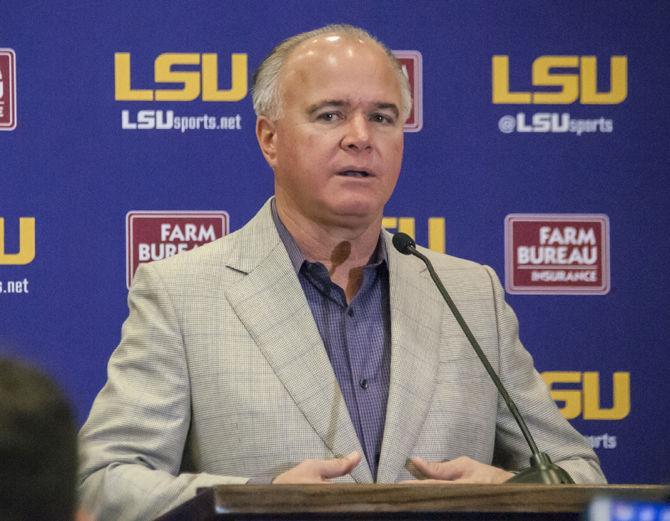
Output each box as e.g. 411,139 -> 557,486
391,232 -> 574,484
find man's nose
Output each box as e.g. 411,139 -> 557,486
341,114 -> 372,152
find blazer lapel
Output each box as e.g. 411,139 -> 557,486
223,200 -> 372,483
376,233 -> 442,483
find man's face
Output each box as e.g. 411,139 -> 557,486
258,35 -> 405,229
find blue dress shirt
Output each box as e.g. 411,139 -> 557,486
271,200 -> 392,479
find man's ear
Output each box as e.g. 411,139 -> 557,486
256,116 -> 278,169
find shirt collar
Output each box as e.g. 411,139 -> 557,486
270,197 -> 388,274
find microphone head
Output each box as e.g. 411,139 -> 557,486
392,232 -> 416,255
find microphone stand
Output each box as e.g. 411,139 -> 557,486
392,233 -> 574,484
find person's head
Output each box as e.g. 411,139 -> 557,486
0,357 -> 78,521
253,25 -> 412,231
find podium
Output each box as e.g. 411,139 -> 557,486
156,484 -> 670,520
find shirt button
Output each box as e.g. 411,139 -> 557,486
347,308 -> 354,317
360,378 -> 369,390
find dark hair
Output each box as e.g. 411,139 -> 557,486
0,358 -> 78,521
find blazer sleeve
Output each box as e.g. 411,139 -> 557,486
78,263 -> 249,521
483,266 -> 607,484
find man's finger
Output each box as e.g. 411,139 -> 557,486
411,457 -> 467,481
319,451 -> 361,479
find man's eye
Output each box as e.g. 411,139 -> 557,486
371,113 -> 395,124
317,112 -> 341,122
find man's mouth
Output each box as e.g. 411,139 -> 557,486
338,170 -> 372,178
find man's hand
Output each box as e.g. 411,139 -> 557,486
403,456 -> 513,484
272,451 -> 362,484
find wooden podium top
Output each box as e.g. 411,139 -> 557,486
157,484 -> 670,520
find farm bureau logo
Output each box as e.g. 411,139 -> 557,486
505,214 -> 610,295
126,211 -> 229,288
492,55 -> 627,135
0,49 -> 17,131
393,51 -> 423,132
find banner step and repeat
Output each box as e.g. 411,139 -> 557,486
2,1 -> 669,484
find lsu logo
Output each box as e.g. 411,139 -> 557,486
383,216 -> 445,253
0,217 -> 35,265
0,49 -> 17,130
115,52 -> 247,102
492,55 -> 627,105
542,371 -> 630,420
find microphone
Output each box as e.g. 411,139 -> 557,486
392,232 -> 574,484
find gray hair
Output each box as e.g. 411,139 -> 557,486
252,24 -> 412,122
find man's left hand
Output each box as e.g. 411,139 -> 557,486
402,456 -> 513,484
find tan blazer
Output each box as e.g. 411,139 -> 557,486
79,199 -> 605,520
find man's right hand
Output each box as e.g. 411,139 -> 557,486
272,451 -> 361,484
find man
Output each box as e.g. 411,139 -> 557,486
79,24 -> 605,520
0,357 -> 89,521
